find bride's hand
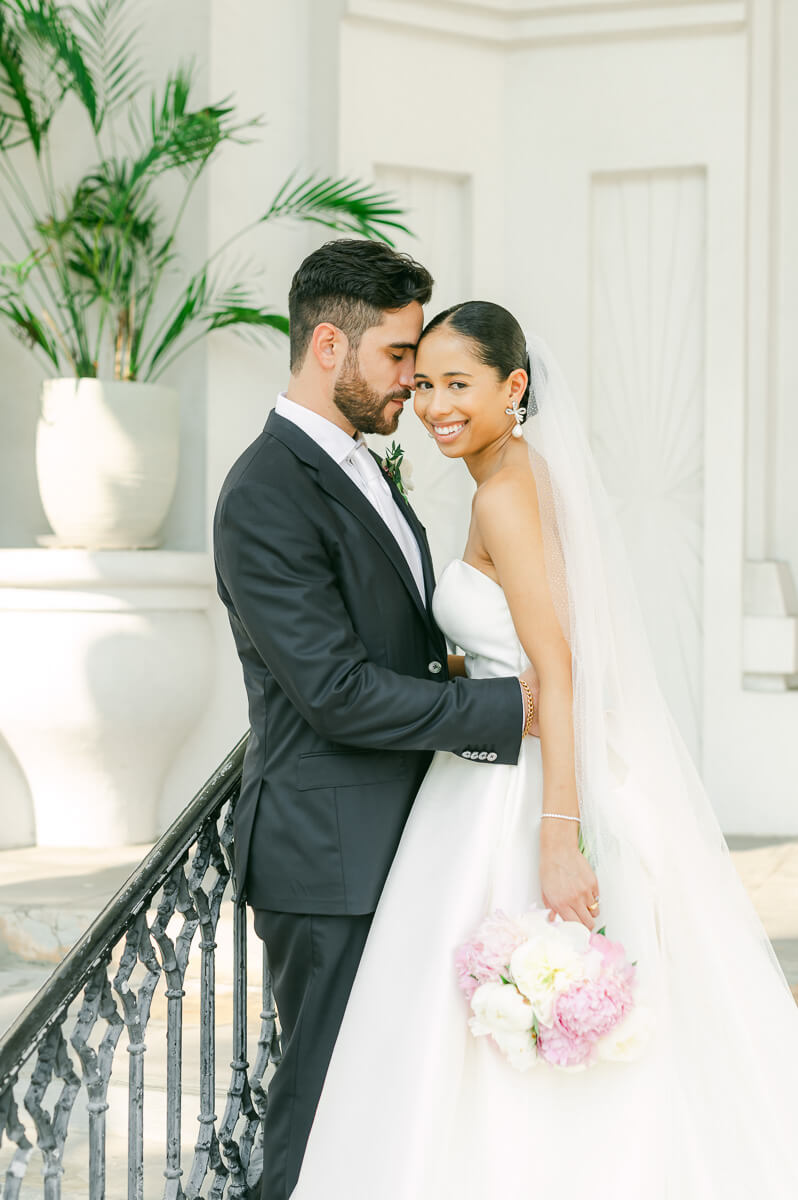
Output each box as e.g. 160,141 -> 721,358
539,824 -> 600,931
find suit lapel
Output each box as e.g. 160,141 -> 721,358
371,451 -> 437,610
266,412 -> 430,624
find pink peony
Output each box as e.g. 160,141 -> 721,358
552,973 -> 633,1042
455,910 -> 527,1000
536,1021 -> 594,1069
589,932 -> 636,984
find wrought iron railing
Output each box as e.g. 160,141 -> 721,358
0,735 -> 281,1199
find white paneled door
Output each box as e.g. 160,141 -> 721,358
504,24 -> 744,781
590,169 -> 706,761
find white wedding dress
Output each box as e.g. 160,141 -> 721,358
292,558 -> 798,1199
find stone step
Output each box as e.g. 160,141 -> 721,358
0,838 -> 796,1196
0,845 -> 152,968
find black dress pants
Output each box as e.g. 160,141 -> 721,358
252,908 -> 373,1200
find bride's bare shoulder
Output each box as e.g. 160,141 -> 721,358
473,460 -> 541,539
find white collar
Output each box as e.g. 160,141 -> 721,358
275,393 -> 359,466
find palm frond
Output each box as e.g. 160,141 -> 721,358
57,159 -> 159,247
0,4 -> 41,152
0,289 -> 60,367
70,0 -> 143,127
15,0 -> 97,131
0,246 -> 41,283
127,66 -> 260,185
144,271 -> 288,378
261,173 -> 411,246
145,265 -> 209,371
0,105 -> 23,149
206,305 -> 288,336
36,158 -> 159,313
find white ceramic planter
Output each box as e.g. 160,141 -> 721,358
0,551 -> 213,846
36,378 -> 179,548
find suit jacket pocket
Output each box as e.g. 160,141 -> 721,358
297,749 -> 411,791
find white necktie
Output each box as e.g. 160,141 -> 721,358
347,440 -> 426,605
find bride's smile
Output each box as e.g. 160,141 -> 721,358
413,325 -> 528,471
428,419 -> 469,442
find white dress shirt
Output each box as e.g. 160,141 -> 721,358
274,394 -> 426,604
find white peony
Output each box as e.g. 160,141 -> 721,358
596,1003 -> 655,1063
469,981 -> 535,1036
400,457 -> 415,489
516,907 -> 551,940
493,1029 -> 539,1072
510,923 -> 597,1027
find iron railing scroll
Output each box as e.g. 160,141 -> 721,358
0,735 -> 282,1199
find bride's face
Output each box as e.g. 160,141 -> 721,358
413,327 -> 526,458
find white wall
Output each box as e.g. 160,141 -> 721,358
336,16 -> 506,572
2,0 -> 796,841
335,0 -> 798,833
773,0 -> 798,571
160,0 -> 351,825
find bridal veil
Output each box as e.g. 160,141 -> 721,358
525,334 -> 798,1187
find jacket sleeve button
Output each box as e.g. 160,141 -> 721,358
487,752 -> 497,762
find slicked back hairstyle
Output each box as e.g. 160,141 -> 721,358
420,300 -> 533,420
288,239 -> 434,371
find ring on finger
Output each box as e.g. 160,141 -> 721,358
588,899 -> 600,912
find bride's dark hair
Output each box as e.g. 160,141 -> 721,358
419,300 -> 534,419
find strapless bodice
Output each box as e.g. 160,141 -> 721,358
432,559 -> 528,679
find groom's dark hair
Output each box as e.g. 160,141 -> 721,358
288,239 -> 434,370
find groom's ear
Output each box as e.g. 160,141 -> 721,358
310,322 -> 349,373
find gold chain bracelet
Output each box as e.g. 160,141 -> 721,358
519,679 -> 536,737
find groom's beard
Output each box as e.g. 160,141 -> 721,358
333,354 -> 411,436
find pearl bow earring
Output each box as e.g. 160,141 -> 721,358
505,399 -> 527,439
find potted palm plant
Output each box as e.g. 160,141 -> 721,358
0,0 -> 409,547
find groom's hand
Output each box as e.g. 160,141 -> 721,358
520,664 -> 541,739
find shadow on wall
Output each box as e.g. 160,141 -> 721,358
0,733 -> 34,848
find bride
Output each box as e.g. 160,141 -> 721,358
290,301 -> 798,1198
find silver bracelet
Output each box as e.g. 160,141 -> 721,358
540,812 -> 581,823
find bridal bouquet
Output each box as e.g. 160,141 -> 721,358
455,907 -> 653,1071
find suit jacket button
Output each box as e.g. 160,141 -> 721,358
462,750 -> 472,759
487,752 -> 497,762
428,660 -> 442,674
478,751 -> 488,760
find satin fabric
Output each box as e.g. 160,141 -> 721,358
291,559 -> 798,1199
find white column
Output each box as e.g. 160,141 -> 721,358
740,0 -> 798,692
160,0 -> 322,827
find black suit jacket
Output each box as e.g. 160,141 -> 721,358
214,410 -> 523,914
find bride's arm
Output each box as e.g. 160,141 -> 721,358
473,467 -> 600,930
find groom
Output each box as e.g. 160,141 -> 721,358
214,238 -> 537,1198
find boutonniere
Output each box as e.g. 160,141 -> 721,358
381,441 -> 414,503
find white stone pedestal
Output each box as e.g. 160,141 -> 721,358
0,550 -> 213,846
